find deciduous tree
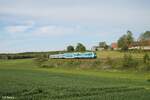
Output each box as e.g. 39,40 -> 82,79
76,43 -> 86,52
67,45 -> 74,52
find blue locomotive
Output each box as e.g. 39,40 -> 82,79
49,52 -> 96,59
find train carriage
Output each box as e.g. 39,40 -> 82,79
49,52 -> 96,59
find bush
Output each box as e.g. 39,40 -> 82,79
143,53 -> 150,64
122,54 -> 138,69
0,55 -> 8,60
142,63 -> 150,71
38,59 -> 102,69
105,57 -> 113,66
147,79 -> 150,82
34,56 -> 48,67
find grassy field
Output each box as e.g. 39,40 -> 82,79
0,59 -> 150,100
96,51 -> 148,59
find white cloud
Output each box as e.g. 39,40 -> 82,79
33,25 -> 76,36
5,25 -> 29,33
4,20 -> 34,33
3,21 -> 80,37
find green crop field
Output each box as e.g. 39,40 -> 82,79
0,59 -> 150,100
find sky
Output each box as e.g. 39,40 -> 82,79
0,0 -> 150,53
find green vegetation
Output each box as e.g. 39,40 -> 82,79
67,45 -> 74,52
0,58 -> 150,100
0,51 -> 150,99
96,51 -> 146,59
1,51 -> 149,71
0,51 -> 66,60
96,51 -> 150,71
122,54 -> 138,69
75,43 -> 86,52
39,55 -> 150,71
139,31 -> 150,40
143,53 -> 150,64
117,30 -> 134,51
34,55 -> 48,67
39,59 -> 102,69
66,43 -> 86,52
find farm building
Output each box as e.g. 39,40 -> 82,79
91,46 -> 98,51
92,42 -> 110,51
111,43 -> 118,50
91,46 -> 105,51
129,40 -> 150,50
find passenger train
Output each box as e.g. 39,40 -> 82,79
49,52 -> 96,59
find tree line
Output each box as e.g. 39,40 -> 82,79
66,43 -> 86,52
